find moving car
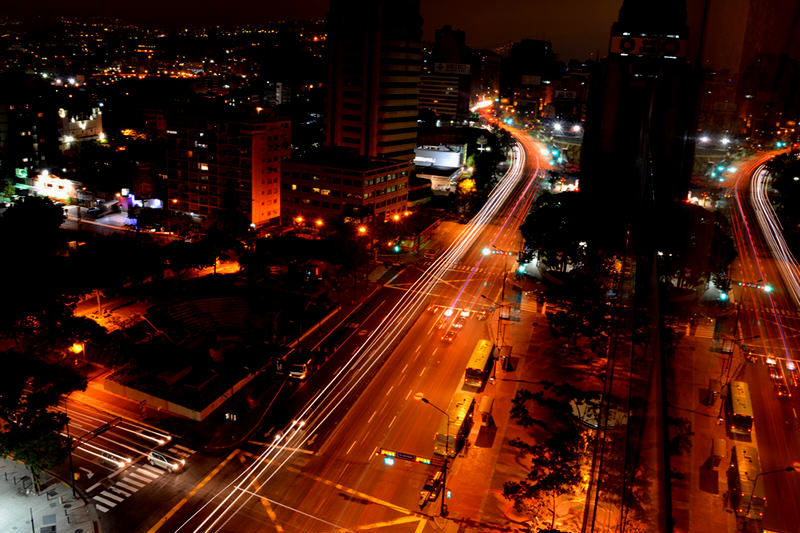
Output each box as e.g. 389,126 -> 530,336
148,450 -> 185,473
441,329 -> 458,343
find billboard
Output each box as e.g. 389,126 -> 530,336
434,63 -> 470,75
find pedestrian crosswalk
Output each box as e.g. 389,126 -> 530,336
90,444 -> 196,513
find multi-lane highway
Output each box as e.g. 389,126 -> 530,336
727,151 -> 800,532
142,127 -> 547,532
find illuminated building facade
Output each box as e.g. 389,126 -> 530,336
166,110 -> 290,227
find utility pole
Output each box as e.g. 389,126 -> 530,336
420,397 -> 450,517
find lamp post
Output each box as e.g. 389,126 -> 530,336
743,463 -> 800,522
419,396 -> 450,517
64,400 -> 77,499
481,294 -> 507,349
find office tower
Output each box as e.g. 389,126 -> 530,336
325,0 -> 423,161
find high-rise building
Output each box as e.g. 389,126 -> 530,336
417,26 -> 472,121
282,0 -> 422,224
166,108 -> 290,228
580,0 -> 696,236
325,0 -> 423,161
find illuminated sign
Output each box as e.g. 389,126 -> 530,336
610,35 -> 687,58
15,168 -> 28,179
434,63 -> 470,75
34,173 -> 76,200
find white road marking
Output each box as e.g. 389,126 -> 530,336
138,466 -> 162,478
111,486 -> 131,497
93,495 -> 117,508
95,504 -> 110,513
432,348 -> 438,356
346,440 -> 357,456
87,482 -> 102,493
401,364 -> 409,374
127,471 -> 151,483
122,477 -> 145,488
368,410 -> 377,424
405,389 -> 413,400
385,386 -> 394,396
389,415 -> 397,428
172,444 -> 195,454
116,481 -> 139,492
420,367 -> 427,376
100,490 -> 124,503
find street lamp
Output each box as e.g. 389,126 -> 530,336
418,395 -> 450,517
743,463 -> 800,520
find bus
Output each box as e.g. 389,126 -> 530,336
433,391 -> 475,458
729,445 -> 766,520
464,339 -> 494,388
726,381 -> 754,435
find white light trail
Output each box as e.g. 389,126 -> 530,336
180,140 -> 537,532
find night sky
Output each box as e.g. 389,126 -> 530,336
7,0 -> 622,62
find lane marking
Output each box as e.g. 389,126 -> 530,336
356,515 -> 423,530
432,347 -> 438,356
415,518 -> 428,532
147,449 -> 239,533
419,367 -> 426,377
401,364 -> 409,374
172,444 -> 196,454
87,482 -> 102,492
368,411 -> 377,424
385,386 -> 394,396
388,415 -> 397,428
346,440 -> 357,456
405,389 -> 412,400
238,454 -> 285,533
95,504 -> 109,513
285,463 -> 412,516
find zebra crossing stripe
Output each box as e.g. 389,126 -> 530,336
93,495 -> 118,508
110,486 -> 131,497
100,490 -> 125,503
172,444 -> 196,454
127,471 -> 151,483
122,477 -> 145,488
116,481 -> 139,492
87,482 -> 102,493
138,465 -> 163,477
95,504 -> 109,513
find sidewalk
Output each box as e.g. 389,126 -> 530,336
0,457 -> 101,533
668,318 -> 737,532
441,305 -> 566,532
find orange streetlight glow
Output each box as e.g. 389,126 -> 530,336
357,226 -> 367,234
315,219 -> 324,227
71,343 -> 84,354
295,216 -> 304,224
392,214 -> 401,222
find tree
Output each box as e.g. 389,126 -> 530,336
504,383 -> 600,519
0,352 -> 87,474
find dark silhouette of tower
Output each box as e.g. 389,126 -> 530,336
580,0 -> 697,246
325,0 -> 423,161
